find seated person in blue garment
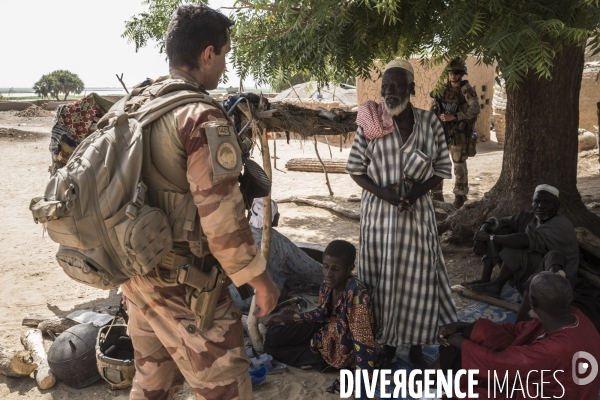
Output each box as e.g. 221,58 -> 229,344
228,199 -> 323,311
264,240 -> 376,396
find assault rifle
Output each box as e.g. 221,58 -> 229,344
430,92 -> 451,145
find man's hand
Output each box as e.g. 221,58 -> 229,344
376,181 -> 402,207
398,177 -> 422,213
440,112 -> 456,122
473,224 -> 490,256
267,314 -> 295,327
447,333 -> 466,349
248,271 -> 280,317
438,322 -> 460,346
473,230 -> 491,243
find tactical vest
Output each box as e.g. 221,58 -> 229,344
441,80 -> 476,136
124,75 -> 242,270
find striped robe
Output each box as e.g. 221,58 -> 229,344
346,105 -> 457,346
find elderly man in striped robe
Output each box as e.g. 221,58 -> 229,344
346,60 -> 457,367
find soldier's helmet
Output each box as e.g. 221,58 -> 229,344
96,324 -> 136,389
447,58 -> 468,75
47,323 -> 102,388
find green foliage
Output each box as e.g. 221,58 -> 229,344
122,0 -> 208,54
124,0 -> 600,90
33,70 -> 85,101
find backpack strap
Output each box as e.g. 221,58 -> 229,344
131,90 -> 218,127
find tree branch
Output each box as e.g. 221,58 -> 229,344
236,25 -> 295,41
235,0 -> 299,13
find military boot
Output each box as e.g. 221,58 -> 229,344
453,195 -> 466,208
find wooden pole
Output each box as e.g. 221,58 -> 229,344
115,74 -> 129,94
313,137 -> 334,196
273,132 -> 277,169
324,135 -> 333,158
451,285 -> 520,312
596,102 -> 599,163
247,96 -> 273,352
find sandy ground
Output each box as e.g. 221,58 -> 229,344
0,110 -> 599,399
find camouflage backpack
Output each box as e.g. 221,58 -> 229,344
29,87 -> 226,289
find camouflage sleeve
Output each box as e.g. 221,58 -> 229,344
176,103 -> 266,287
457,83 -> 481,121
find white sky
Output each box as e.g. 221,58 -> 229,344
0,0 -> 257,89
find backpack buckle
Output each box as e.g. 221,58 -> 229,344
132,182 -> 147,207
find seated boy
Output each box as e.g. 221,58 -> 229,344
264,240 -> 376,395
228,198 -> 323,311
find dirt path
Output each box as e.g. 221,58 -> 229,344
0,112 -> 598,399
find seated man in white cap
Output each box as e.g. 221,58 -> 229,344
468,184 -> 579,298
227,198 -> 323,311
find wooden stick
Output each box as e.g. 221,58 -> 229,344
247,98 -> 273,353
451,285 -> 520,312
323,135 -> 333,158
313,137 -> 334,196
278,197 -> 359,220
22,315 -> 47,328
115,73 -> 129,94
0,346 -> 37,378
21,329 -> 56,389
273,131 -> 277,169
37,317 -> 78,335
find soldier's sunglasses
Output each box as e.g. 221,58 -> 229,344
449,70 -> 463,75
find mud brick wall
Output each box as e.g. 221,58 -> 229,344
579,69 -> 600,133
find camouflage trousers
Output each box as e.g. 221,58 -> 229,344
122,270 -> 252,400
431,160 -> 469,199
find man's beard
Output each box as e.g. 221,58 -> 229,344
529,309 -> 540,320
384,96 -> 409,116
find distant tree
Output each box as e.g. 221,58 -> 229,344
7,88 -> 14,98
33,70 -> 84,101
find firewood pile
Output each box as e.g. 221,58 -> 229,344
0,307 -> 124,389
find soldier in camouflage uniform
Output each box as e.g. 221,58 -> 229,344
430,59 -> 481,208
121,5 -> 280,400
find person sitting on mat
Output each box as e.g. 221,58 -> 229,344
467,184 -> 578,298
410,272 -> 600,399
264,240 -> 376,396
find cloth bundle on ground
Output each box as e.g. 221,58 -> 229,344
49,93 -> 114,174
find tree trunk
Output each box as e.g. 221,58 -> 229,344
63,92 -> 69,101
443,44 -> 600,241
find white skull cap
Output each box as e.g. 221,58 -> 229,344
384,60 -> 414,77
534,184 -> 559,198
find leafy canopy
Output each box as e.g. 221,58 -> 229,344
123,0 -> 600,90
33,70 -> 85,101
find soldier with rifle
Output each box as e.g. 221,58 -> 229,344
430,59 -> 481,208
